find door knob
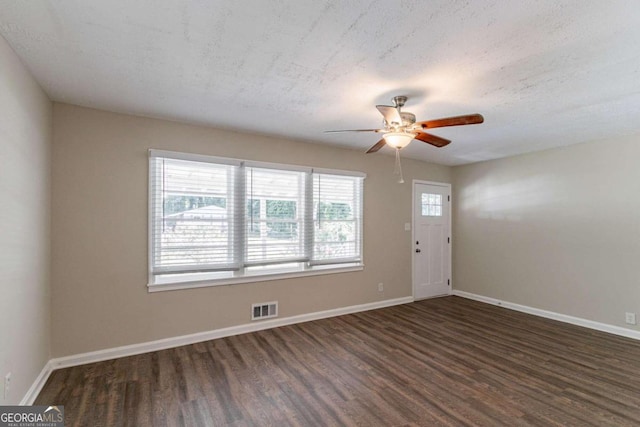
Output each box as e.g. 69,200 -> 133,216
415,249 -> 421,253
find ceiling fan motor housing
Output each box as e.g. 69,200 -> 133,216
400,112 -> 416,127
384,112 -> 416,129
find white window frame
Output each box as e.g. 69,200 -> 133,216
148,149 -> 365,292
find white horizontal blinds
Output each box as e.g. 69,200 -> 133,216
150,156 -> 239,274
245,167 -> 308,266
311,173 -> 363,265
150,150 -> 365,283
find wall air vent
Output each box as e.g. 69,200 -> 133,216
251,301 -> 278,320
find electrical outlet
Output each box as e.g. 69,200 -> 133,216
378,283 -> 384,292
4,372 -> 11,400
625,312 -> 637,325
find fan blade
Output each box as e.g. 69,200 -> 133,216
365,139 -> 387,154
324,129 -> 383,133
376,105 -> 402,126
417,114 -> 484,129
414,132 -> 451,148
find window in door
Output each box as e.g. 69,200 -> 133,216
421,193 -> 442,217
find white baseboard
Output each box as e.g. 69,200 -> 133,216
453,290 -> 640,341
22,296 -> 412,403
20,360 -> 54,405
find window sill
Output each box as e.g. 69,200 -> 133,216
147,263 -> 364,293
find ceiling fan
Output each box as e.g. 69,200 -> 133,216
325,96 -> 484,153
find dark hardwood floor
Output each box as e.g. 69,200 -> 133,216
36,296 -> 640,426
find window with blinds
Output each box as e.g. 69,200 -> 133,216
149,150 -> 364,288
312,173 -> 362,265
245,167 -> 307,265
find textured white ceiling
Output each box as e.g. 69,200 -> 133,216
1,0 -> 640,165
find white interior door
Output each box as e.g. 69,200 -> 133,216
413,182 -> 451,299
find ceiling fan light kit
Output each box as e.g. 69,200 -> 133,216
382,132 -> 414,149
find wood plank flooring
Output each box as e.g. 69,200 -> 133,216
36,296 -> 640,426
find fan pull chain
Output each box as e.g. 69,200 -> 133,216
394,148 -> 405,184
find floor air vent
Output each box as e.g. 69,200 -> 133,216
252,301 -> 278,320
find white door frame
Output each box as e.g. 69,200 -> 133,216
412,179 -> 452,300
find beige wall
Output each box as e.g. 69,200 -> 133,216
51,103 -> 450,357
452,134 -> 640,330
0,36 -> 52,403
